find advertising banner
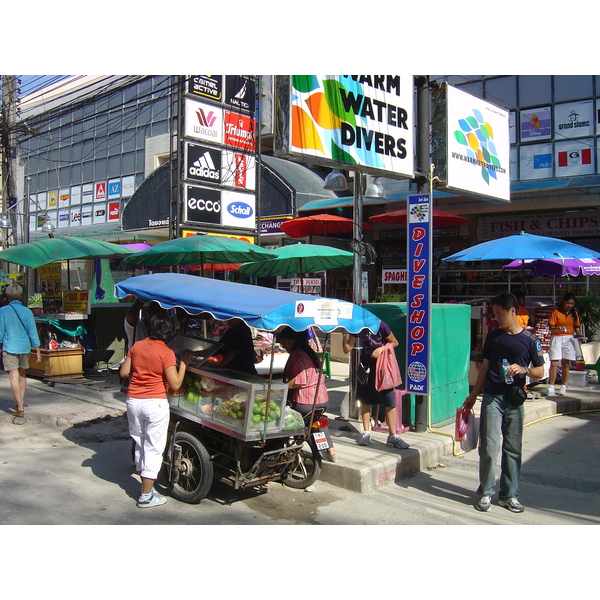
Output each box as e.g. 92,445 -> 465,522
555,138 -> 594,176
225,75 -> 255,113
224,111 -> 256,152
220,190 -> 256,228
187,76 -> 223,102
554,100 -> 594,138
406,194 -> 431,396
221,150 -> 256,191
185,142 -> 222,184
520,106 -> 552,141
434,83 -> 511,203
184,185 -> 222,225
185,98 -> 224,145
275,75 -> 414,178
519,142 -> 553,179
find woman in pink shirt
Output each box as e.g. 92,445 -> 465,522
278,327 -> 336,462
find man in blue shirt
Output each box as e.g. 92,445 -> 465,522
464,293 -> 545,514
0,283 -> 42,422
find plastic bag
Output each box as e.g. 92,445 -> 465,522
455,406 -> 470,441
460,411 -> 480,452
375,344 -> 402,391
282,406 -> 305,431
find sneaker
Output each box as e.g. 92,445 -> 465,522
498,497 -> 525,513
137,490 -> 168,509
358,431 -> 372,446
545,385 -> 556,396
558,385 -> 568,396
476,495 -> 492,512
386,434 -> 410,449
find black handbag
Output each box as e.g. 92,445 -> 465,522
504,384 -> 527,406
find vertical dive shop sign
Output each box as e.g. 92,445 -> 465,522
274,75 -> 414,178
406,194 -> 431,395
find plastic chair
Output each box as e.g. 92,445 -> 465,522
582,342 -> 600,381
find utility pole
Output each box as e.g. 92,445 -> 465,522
1,75 -> 19,248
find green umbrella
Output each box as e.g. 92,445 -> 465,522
122,233 -> 276,268
237,243 -> 354,278
0,235 -> 137,269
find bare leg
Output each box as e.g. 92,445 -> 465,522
385,406 -> 397,436
361,403 -> 372,432
561,359 -> 570,385
549,360 -> 559,386
8,368 -> 27,412
141,476 -> 155,495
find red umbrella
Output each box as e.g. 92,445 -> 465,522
281,214 -> 371,241
187,263 -> 242,272
370,208 -> 470,226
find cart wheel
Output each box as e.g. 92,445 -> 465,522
169,431 -> 213,504
283,440 -> 322,489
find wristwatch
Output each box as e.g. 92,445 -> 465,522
524,367 -> 530,376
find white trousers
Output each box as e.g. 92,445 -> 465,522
126,397 -> 169,480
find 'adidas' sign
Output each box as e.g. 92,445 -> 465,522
189,151 -> 220,180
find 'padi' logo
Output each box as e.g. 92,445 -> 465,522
227,202 -> 253,218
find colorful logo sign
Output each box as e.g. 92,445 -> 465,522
224,111 -> 256,152
185,99 -> 223,144
453,108 -> 505,186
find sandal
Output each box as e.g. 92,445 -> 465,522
12,412 -> 25,425
13,410 -> 24,418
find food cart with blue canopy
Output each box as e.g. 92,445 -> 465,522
115,273 -> 380,503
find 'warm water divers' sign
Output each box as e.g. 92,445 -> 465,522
406,194 -> 431,395
274,75 -> 414,178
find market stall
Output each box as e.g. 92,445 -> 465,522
115,272 -> 380,503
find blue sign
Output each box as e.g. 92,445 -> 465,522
406,194 -> 431,395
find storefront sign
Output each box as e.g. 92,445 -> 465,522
260,217 -> 292,235
62,290 -> 90,314
275,75 -> 414,179
181,230 -> 255,244
220,189 -> 255,228
406,194 -> 431,395
221,150 -> 256,190
95,182 -> 106,201
478,209 -> 600,240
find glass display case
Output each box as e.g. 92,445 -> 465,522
168,366 -> 296,441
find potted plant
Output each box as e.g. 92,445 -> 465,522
27,293 -> 44,315
577,293 -> 600,341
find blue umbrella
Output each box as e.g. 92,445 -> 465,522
114,273 -> 380,335
442,231 -> 600,262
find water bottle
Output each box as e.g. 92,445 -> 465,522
502,359 -> 514,384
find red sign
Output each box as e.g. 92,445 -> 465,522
95,183 -> 106,200
224,112 -> 255,152
108,201 -> 120,220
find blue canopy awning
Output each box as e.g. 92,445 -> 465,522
114,273 -> 380,335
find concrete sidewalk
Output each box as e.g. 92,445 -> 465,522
2,363 -> 599,494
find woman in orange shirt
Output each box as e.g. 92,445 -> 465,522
120,312 -> 194,508
547,292 -> 581,396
